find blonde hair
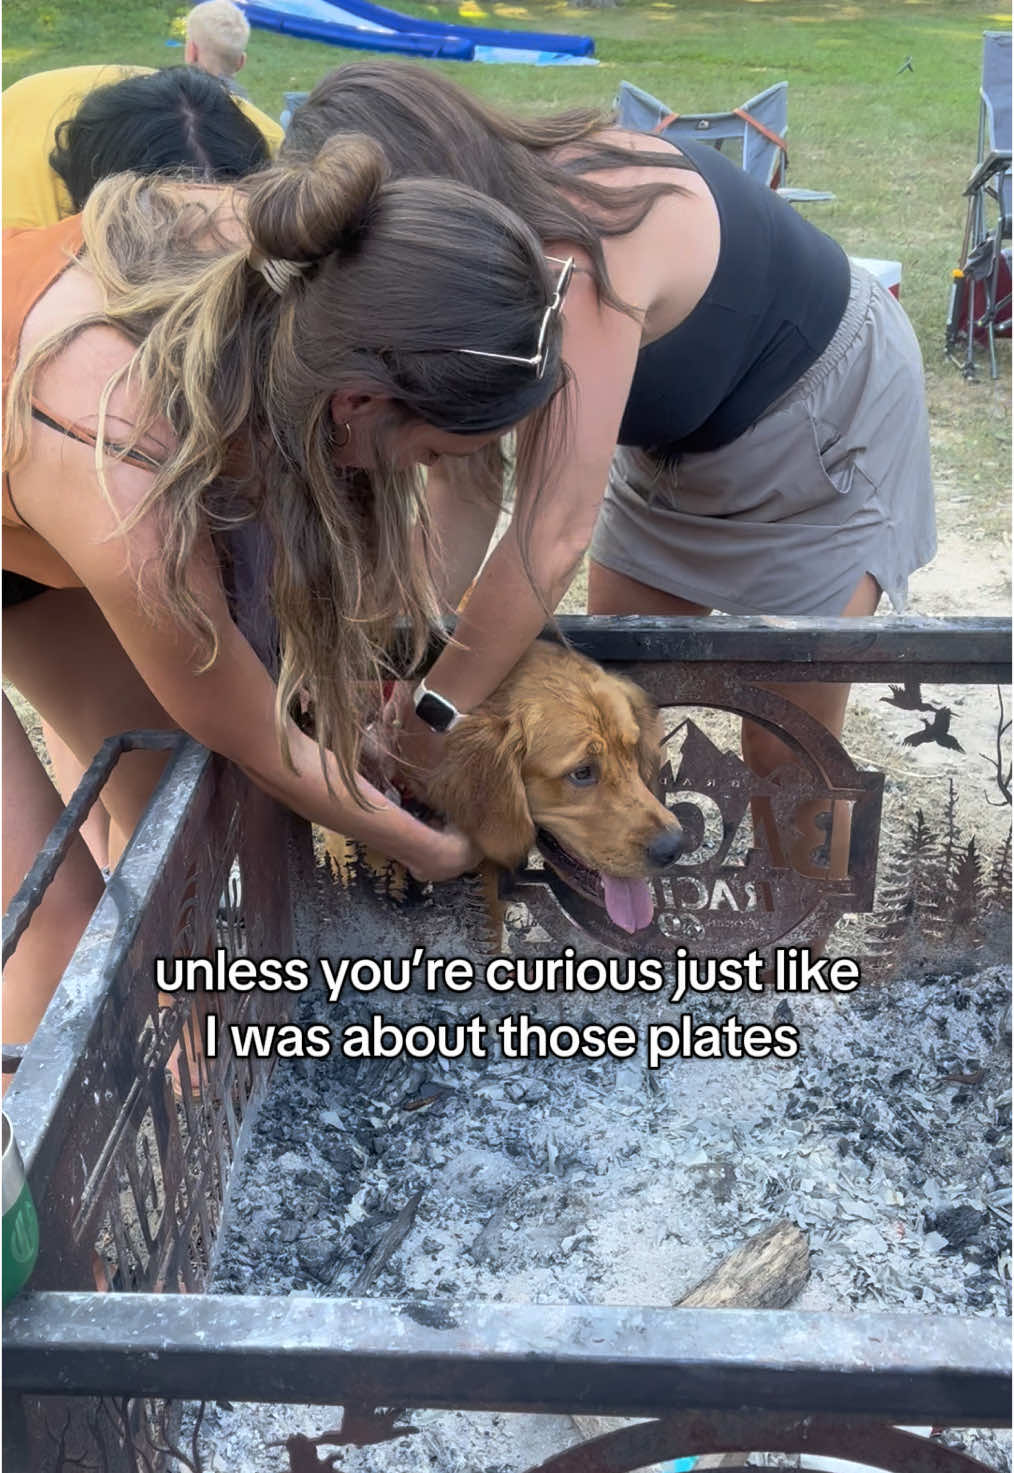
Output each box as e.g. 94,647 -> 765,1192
6,139 -> 567,798
186,0 -> 250,77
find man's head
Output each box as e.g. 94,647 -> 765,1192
185,0 -> 250,80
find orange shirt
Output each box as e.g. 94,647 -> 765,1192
4,216 -> 89,587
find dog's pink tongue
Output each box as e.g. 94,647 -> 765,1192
601,875 -> 655,933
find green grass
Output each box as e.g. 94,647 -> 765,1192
4,0 -> 1011,525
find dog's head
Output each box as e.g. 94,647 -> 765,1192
425,642 -> 682,933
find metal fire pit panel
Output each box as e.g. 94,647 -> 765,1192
2,616 -> 1011,1472
488,617 -> 1010,956
2,730 -> 185,973
4,1296 -> 1010,1425
511,669 -> 885,954
3,738 -> 312,1471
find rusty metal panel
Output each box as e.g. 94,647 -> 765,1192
3,738 -> 312,1470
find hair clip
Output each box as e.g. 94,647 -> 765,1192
249,249 -> 310,296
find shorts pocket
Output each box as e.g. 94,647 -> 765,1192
810,412 -> 875,500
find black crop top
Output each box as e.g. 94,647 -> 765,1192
616,138 -> 851,457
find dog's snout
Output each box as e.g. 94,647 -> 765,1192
646,827 -> 683,869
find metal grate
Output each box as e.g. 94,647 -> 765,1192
3,738 -> 312,1470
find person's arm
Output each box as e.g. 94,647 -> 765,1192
391,153 -> 720,784
395,258 -> 645,759
424,445 -> 505,613
13,424 -> 478,882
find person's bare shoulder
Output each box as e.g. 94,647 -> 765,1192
557,125 -> 704,186
22,266 -> 173,465
555,129 -> 719,339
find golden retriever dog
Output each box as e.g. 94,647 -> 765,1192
420,641 -> 683,934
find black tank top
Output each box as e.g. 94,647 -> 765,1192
616,139 -> 851,457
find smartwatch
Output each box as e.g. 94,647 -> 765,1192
413,678 -> 466,734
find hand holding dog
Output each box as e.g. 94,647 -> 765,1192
375,684 -> 482,882
403,821 -> 482,883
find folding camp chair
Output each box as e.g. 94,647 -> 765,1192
615,79 -> 834,203
945,30 -> 1012,380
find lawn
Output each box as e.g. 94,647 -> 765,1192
3,0 -> 1011,520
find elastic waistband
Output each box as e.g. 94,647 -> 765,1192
772,263 -> 876,411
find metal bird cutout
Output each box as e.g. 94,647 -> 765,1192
903,708 -> 964,752
881,680 -> 935,711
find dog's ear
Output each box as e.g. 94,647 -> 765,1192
621,679 -> 664,790
429,712 -> 535,869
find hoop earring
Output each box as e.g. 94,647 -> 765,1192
334,421 -> 351,449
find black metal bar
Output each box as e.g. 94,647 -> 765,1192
1,730 -> 184,968
404,615 -> 1012,681
3,1297 -> 1009,1425
551,615 -> 1011,673
622,659 -> 1011,689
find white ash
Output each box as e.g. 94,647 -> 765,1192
177,914 -> 1012,1473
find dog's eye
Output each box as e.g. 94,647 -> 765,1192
568,764 -> 598,788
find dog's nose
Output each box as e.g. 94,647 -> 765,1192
646,827 -> 683,869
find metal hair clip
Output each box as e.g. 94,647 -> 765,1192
249,251 -> 310,296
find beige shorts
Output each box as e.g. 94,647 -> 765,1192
590,265 -> 936,616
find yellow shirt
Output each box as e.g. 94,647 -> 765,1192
2,64 -> 284,229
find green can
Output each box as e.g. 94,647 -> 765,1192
3,1111 -> 39,1307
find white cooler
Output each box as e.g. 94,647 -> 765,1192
850,255 -> 902,298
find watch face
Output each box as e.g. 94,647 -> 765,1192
415,690 -> 457,733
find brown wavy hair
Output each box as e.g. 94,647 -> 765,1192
284,63 -> 694,622
283,60 -> 695,312
5,137 -> 568,796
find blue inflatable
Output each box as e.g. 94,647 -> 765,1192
238,0 -> 595,64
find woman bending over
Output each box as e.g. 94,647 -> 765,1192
285,64 -> 935,820
2,138 -> 567,1052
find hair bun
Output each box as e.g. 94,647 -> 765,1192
247,134 -> 388,264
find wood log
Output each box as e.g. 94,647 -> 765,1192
677,1218 -> 810,1310
569,1219 -> 810,1471
347,1192 -> 423,1296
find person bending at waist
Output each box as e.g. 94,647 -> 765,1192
284,63 -> 935,809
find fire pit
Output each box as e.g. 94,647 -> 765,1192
2,616 -> 1010,1473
